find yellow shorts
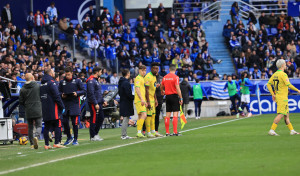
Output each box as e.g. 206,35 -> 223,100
277,100 -> 289,115
135,102 -> 147,114
146,101 -> 156,116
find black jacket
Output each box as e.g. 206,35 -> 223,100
155,75 -> 164,104
19,81 -> 42,119
40,74 -> 65,121
118,77 -> 134,117
1,7 -> 12,24
180,80 -> 191,104
86,75 -> 104,106
59,77 -> 86,116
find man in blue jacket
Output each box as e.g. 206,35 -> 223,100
40,69 -> 65,149
86,67 -> 108,141
59,67 -> 86,146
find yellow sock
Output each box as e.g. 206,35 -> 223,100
137,119 -> 145,132
287,123 -> 294,131
271,123 -> 278,131
145,116 -> 151,133
150,114 -> 155,132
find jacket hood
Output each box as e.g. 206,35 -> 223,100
181,80 -> 188,85
118,77 -> 127,86
23,81 -> 38,89
41,74 -> 54,84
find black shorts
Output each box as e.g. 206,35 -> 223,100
166,94 -> 180,112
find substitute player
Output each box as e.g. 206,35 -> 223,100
267,59 -> 300,136
144,62 -> 162,137
223,75 -> 241,115
161,64 -> 183,136
135,65 -> 148,138
238,72 -> 252,116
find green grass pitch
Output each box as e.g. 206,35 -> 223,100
1,113 -> 300,176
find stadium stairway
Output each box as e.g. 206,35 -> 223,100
203,1 -> 236,76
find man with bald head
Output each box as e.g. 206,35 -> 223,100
19,73 -> 42,149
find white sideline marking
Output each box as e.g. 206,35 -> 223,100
0,117 -> 250,175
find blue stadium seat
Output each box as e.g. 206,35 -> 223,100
131,32 -> 136,38
193,7 -> 201,12
270,28 -> 278,35
135,38 -> 139,45
70,20 -> 79,27
183,8 -> 192,13
164,65 -> 169,71
85,33 -> 91,40
125,44 -> 129,51
266,28 -> 271,36
184,3 -> 191,8
58,33 -> 67,40
146,66 -> 151,73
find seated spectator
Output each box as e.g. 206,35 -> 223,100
79,35 -> 90,56
203,59 -> 214,74
161,48 -> 171,66
229,35 -> 241,50
209,69 -> 219,80
110,72 -> 119,84
58,17 -> 68,31
82,15 -> 93,32
143,50 -> 153,66
159,67 -> 167,77
65,23 -> 74,34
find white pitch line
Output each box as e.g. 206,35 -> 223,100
0,116 -> 250,175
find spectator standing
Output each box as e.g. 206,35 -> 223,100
40,69 -> 65,149
230,2 -> 239,25
34,10 -> 45,36
180,77 -> 191,116
113,10 -> 123,28
46,2 -> 58,21
59,67 -> 86,146
19,73 -> 42,150
144,4 -> 154,22
1,3 -> 12,24
157,3 -> 167,25
27,11 -> 34,34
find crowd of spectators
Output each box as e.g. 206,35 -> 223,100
224,2 -> 300,79
0,0 -> 225,89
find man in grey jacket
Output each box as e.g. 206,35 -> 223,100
19,73 -> 42,149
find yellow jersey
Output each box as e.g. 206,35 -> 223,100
144,72 -> 157,102
268,70 -> 290,101
134,74 -> 146,103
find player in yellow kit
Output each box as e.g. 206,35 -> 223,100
267,59 -> 300,136
134,65 -> 147,138
144,62 -> 163,138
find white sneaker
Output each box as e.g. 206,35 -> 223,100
94,135 -> 104,141
247,112 -> 252,117
147,133 -> 156,138
268,130 -> 279,136
290,130 -> 300,135
121,136 -> 134,140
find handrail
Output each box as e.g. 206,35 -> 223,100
200,1 -> 220,13
0,76 -> 15,82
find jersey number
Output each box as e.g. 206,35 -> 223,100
273,79 -> 279,92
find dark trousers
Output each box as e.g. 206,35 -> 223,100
88,103 -> 104,138
194,99 -> 203,117
230,93 -> 241,113
155,103 -> 162,131
63,113 -> 79,140
44,120 -> 61,145
27,117 -> 42,145
36,26 -> 42,35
